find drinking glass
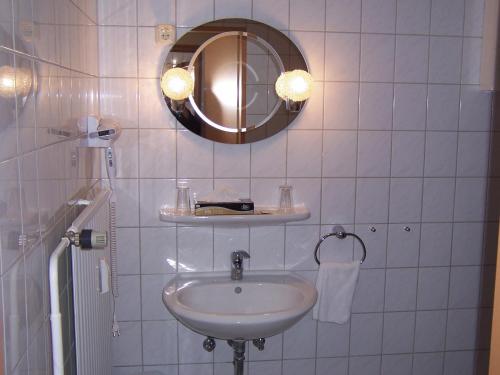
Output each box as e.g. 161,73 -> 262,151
176,184 -> 191,215
279,185 -> 293,212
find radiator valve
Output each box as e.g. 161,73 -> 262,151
65,230 -> 107,249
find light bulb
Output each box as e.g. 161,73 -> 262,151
275,69 -> 313,102
160,67 -> 194,101
275,72 -> 290,102
0,65 -> 32,99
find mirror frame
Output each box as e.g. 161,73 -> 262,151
161,18 -> 309,144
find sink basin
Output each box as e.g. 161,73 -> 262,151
163,271 -> 318,340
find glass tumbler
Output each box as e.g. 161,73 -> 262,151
176,184 -> 191,215
279,185 -> 293,212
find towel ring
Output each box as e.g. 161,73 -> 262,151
314,225 -> 367,265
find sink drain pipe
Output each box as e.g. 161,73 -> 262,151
203,337 -> 266,374
228,340 -> 246,375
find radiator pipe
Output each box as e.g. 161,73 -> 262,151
49,236 -> 71,375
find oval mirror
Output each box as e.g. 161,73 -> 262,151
161,18 -> 310,144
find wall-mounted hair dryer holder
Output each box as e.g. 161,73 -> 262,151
78,116 -> 121,148
77,115 -> 121,180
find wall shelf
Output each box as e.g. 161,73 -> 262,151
159,205 -> 310,225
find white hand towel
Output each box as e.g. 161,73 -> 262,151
313,261 -> 360,324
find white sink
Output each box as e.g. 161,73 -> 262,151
163,271 -> 318,340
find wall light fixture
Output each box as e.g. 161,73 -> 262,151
161,67 -> 194,100
275,69 -> 313,111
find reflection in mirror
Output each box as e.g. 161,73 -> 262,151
162,19 -> 310,144
189,32 -> 282,132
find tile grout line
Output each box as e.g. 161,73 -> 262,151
133,0 -> 145,371
378,0 -> 399,369
410,0 -> 434,371
121,263 -> 494,276
347,0 -> 364,372
0,46 -> 99,78
96,23 -> 482,39
118,305 -> 488,324
311,1 -> 328,373
441,0 -> 468,372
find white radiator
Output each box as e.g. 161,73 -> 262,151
49,189 -> 113,375
70,190 -> 112,375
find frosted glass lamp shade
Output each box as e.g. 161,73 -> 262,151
275,69 -> 313,102
275,72 -> 290,102
161,67 -> 194,101
0,65 -> 32,99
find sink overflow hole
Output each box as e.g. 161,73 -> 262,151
234,287 -> 242,294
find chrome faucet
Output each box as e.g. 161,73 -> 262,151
231,250 -> 250,280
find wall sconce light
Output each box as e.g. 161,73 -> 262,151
161,67 -> 194,113
275,69 -> 313,112
0,65 -> 32,99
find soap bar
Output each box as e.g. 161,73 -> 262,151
194,199 -> 254,216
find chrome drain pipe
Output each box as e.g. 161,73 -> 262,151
227,340 -> 246,375
203,337 -> 267,374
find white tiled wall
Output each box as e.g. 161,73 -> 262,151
0,0 -> 100,374
98,1 -> 497,374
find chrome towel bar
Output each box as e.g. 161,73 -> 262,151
314,225 -> 367,265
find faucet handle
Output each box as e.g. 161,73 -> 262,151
232,250 -> 250,261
